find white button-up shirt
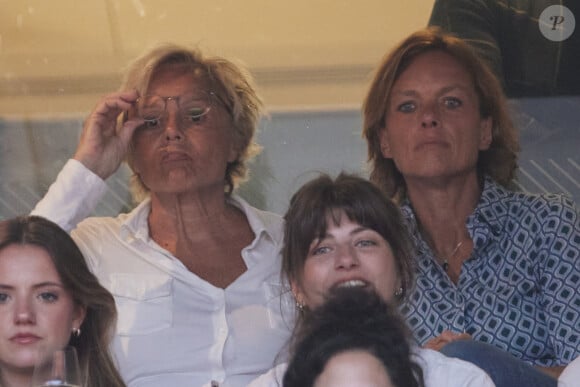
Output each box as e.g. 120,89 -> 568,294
33,160 -> 295,387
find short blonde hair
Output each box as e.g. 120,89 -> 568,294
120,44 -> 263,202
363,27 -> 519,202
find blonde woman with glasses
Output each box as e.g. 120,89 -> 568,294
32,45 -> 292,387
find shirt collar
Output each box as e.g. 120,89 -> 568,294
400,176 -> 506,246
118,194 -> 282,253
119,197 -> 152,241
228,194 -> 282,247
468,176 -> 508,238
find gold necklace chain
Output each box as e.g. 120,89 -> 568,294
441,240 -> 465,272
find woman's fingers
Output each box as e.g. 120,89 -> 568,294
74,91 -> 141,178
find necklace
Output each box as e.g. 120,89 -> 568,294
441,240 -> 465,272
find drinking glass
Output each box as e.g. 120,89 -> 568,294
31,346 -> 82,387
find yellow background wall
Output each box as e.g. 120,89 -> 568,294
0,1 -> 432,116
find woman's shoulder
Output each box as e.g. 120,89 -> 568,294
75,200 -> 146,236
481,177 -> 577,222
230,194 -> 284,237
231,195 -> 283,221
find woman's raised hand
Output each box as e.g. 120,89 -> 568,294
73,90 -> 143,179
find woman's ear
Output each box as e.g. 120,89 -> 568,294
72,304 -> 87,332
227,139 -> 239,163
379,127 -> 392,158
478,117 -> 493,150
290,280 -> 305,309
227,129 -> 242,163
394,278 -> 404,299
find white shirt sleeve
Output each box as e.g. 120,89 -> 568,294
559,356 -> 580,387
31,159 -> 108,232
416,348 -> 496,387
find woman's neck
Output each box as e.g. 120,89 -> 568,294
0,369 -> 32,387
149,187 -> 230,223
405,173 -> 481,258
147,189 -> 253,288
147,190 -> 245,251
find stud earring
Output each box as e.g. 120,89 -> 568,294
294,293 -> 305,312
72,327 -> 81,337
394,287 -> 404,297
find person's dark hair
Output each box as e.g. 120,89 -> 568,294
282,172 -> 414,304
283,287 -> 424,387
363,27 -> 519,202
0,216 -> 125,387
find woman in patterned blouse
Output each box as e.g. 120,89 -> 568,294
362,27 -> 579,387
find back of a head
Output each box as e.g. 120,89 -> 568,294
283,287 -> 424,387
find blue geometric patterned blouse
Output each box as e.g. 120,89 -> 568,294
400,177 -> 580,366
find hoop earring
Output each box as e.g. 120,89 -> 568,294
72,327 -> 81,337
